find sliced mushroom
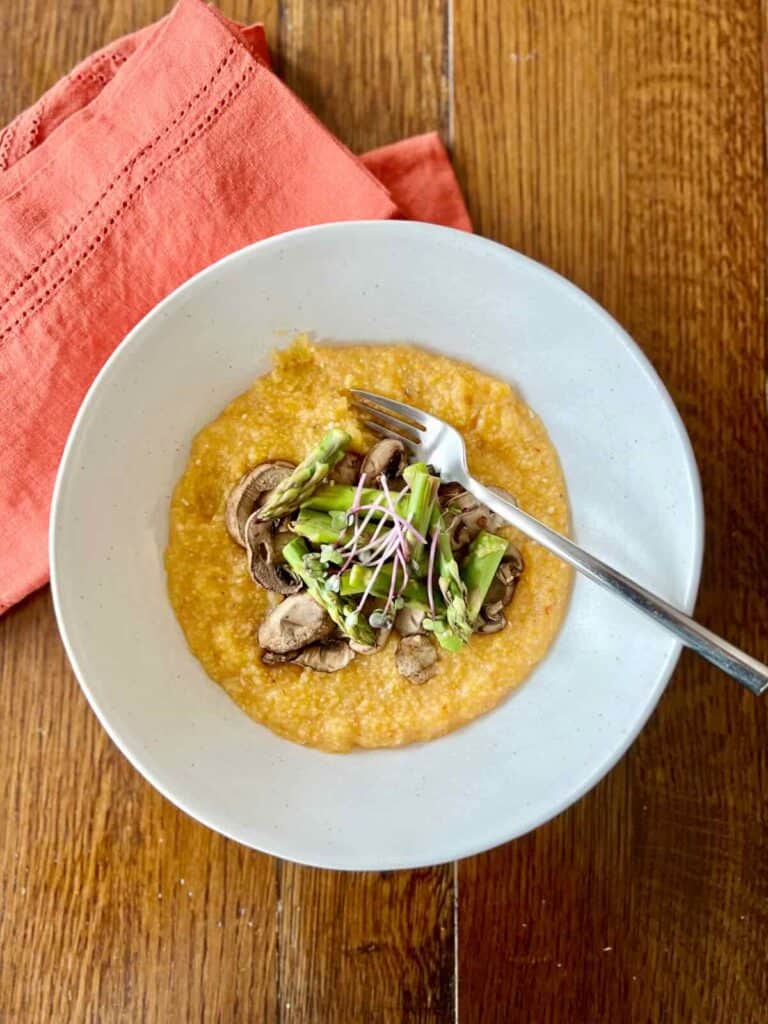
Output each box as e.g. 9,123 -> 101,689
258,593 -> 336,654
475,542 -> 524,634
261,650 -> 299,666
393,606 -> 426,637
226,461 -> 295,546
329,451 -> 363,485
485,543 -> 524,607
438,481 -> 465,504
361,439 -> 407,481
439,484 -> 504,548
395,634 -> 438,684
244,513 -> 301,595
475,600 -> 507,634
294,640 -> 356,672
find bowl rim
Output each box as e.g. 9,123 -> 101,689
50,220 -> 704,868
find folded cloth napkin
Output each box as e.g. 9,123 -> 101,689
0,0 -> 471,615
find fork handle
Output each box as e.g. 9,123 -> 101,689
470,479 -> 768,696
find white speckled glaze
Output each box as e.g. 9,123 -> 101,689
51,221 -> 703,869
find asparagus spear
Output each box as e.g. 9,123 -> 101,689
461,530 -> 509,622
258,429 -> 351,520
282,538 -> 375,647
292,508 -> 345,545
423,616 -> 465,653
302,484 -> 404,514
401,462 -> 439,575
432,510 -> 473,647
340,563 -> 430,608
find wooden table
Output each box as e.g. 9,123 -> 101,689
1,2 -> 766,1020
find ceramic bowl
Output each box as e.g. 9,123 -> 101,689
51,221 -> 703,869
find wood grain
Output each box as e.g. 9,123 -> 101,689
277,4 -> 456,1021
1,0 -> 767,1020
0,4 -> 281,1023
279,0 -> 449,151
0,591 -> 278,1022
0,2 -> 456,1022
454,1 -> 768,1021
278,865 -> 455,1022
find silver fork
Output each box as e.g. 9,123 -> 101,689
350,389 -> 768,696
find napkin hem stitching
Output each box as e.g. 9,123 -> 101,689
0,62 -> 256,346
0,118 -> 19,173
0,42 -> 240,317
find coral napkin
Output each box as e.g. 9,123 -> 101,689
0,0 -> 470,615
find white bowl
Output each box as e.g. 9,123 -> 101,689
51,221 -> 703,870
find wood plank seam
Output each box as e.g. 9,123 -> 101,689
761,0 -> 768,415
442,0 -> 455,149
443,4 -> 459,1019
276,858 -> 283,1024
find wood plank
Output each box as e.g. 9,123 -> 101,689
278,865 -> 456,1022
454,0 -> 768,1020
279,0 -> 449,150
276,3 -> 456,1021
0,591 -> 278,1022
0,4 -> 280,1022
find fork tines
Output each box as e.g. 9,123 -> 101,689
349,389 -> 424,449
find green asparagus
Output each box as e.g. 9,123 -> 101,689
339,563 -> 430,608
282,538 -> 375,647
461,530 -> 509,622
433,509 -> 473,648
302,483 -> 405,514
258,428 -> 351,520
402,462 -> 439,575
242,427 -> 526,675
422,616 -> 465,653
292,508 -> 345,545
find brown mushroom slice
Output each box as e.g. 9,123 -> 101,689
475,600 -> 507,634
294,640 -> 356,673
393,606 -> 426,637
244,513 -> 302,595
476,542 -> 524,633
225,460 -> 295,546
329,450 -> 363,485
486,542 -> 524,606
438,481 -> 465,504
261,650 -> 299,666
258,593 -> 336,654
395,634 -> 438,685
361,439 -> 407,481
439,485 -> 504,548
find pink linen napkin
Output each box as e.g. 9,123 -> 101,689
0,0 -> 471,614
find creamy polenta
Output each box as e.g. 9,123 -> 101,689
165,337 -> 571,752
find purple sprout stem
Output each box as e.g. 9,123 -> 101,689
355,528 -> 405,615
338,489 -> 386,570
379,477 -> 428,545
352,471 -> 367,511
356,530 -> 396,565
386,555 -> 399,610
339,507 -> 391,574
354,553 -> 389,613
380,477 -> 419,603
353,507 -> 392,556
427,523 -> 440,618
394,549 -> 411,600
379,476 -> 405,560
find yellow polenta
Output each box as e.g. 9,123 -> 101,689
165,337 -> 571,752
